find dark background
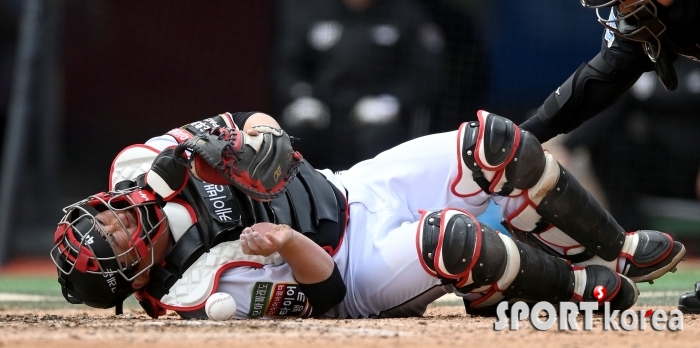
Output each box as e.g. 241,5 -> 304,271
0,0 -> 649,262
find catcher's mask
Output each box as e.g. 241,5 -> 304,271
581,0 -> 666,61
50,187 -> 168,314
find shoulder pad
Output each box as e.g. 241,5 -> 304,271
109,144 -> 160,190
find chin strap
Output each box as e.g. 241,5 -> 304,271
134,290 -> 167,319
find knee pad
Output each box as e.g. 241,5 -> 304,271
452,111 -> 546,197
416,208 -> 512,288
417,210 -> 605,310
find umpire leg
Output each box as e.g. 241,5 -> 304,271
416,208 -> 638,313
451,110 -> 685,283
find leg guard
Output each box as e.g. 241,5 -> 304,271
415,209 -> 638,311
535,164 -> 625,261
505,166 -> 685,281
503,152 -> 684,280
452,110 -> 544,197
452,110 -> 625,261
459,243 -> 636,310
417,209 -> 507,282
417,208 -> 571,305
453,110 -> 684,280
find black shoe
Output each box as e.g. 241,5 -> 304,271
678,281 -> 700,314
578,265 -> 639,311
622,231 -> 685,283
609,275 -> 639,311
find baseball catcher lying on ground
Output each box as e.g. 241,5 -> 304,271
51,111 -> 685,319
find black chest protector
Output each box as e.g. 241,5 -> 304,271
143,161 -> 347,302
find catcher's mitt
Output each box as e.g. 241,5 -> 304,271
175,125 -> 302,201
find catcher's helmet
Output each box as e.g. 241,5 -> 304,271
50,186 -> 168,314
581,0 -> 667,61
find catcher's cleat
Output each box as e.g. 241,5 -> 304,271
608,275 -> 640,312
619,230 -> 686,283
678,281 -> 700,314
576,265 -> 639,311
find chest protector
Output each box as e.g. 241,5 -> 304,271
136,161 -> 348,318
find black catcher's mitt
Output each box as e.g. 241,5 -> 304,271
175,125 -> 302,200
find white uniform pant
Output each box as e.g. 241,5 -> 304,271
327,130 -> 506,318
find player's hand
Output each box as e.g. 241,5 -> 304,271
240,222 -> 294,257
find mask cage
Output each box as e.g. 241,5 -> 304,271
51,187 -> 168,283
582,0 -> 666,61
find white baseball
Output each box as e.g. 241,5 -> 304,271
205,292 -> 236,321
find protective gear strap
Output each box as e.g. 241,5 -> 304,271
462,122 -> 491,194
536,164 -> 625,261
510,229 -> 596,265
654,50 -> 678,91
502,150 -> 624,262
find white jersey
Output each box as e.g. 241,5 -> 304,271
135,127 -> 509,319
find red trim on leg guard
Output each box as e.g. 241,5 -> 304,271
450,122 -> 484,198
433,208 -> 482,280
621,232 -> 674,267
415,210 -> 437,276
473,110 -> 521,171
469,286 -> 498,308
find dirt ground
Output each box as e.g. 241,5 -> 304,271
0,305 -> 697,348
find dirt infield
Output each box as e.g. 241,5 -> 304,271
1,306 -> 697,348
2,259 -> 699,347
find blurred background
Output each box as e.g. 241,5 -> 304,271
0,0 -> 698,267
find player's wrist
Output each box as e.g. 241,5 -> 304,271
275,224 -> 296,252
